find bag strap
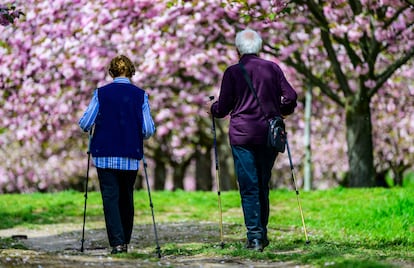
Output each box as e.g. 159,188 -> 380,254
239,63 -> 267,118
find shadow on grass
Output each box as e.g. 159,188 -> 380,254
0,211 -> 61,229
0,203 -> 101,230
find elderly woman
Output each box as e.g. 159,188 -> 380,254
79,55 -> 156,254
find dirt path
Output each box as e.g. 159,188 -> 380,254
0,221 -> 307,267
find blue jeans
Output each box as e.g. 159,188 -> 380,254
231,145 -> 278,241
97,168 -> 137,247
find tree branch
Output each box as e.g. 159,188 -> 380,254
332,35 -> 363,67
301,0 -> 353,97
404,0 -> 414,7
301,0 -> 329,31
383,5 -> 410,28
382,19 -> 414,53
348,0 -> 362,14
320,29 -> 353,96
368,47 -> 414,97
285,51 -> 345,107
359,21 -> 381,78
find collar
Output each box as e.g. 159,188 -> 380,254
239,53 -> 259,63
113,77 -> 131,83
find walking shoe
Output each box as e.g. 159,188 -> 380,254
111,245 -> 126,254
245,238 -> 264,252
123,244 -> 128,253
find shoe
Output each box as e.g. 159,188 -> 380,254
123,244 -> 128,253
263,239 -> 269,248
111,245 -> 126,254
245,238 -> 263,252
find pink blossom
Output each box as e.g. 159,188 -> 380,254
347,28 -> 363,42
0,0 -> 412,192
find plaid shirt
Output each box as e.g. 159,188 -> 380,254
79,77 -> 156,170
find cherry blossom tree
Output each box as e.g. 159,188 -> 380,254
0,0 -> 162,192
259,0 -> 414,187
0,0 -> 413,192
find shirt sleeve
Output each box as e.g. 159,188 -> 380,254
142,93 -> 156,139
78,90 -> 99,132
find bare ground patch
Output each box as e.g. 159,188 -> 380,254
0,221 -> 308,267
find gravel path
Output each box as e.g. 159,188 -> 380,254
0,221 -> 307,267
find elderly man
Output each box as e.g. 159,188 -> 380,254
210,28 -> 297,251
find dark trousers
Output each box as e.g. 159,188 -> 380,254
96,168 -> 137,247
231,145 -> 278,241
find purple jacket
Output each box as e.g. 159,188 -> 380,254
211,54 -> 297,145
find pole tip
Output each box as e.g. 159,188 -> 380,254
305,240 -> 310,245
220,242 -> 225,249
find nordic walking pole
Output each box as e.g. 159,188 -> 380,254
209,96 -> 224,249
80,127 -> 93,252
286,134 -> 310,244
142,156 -> 162,258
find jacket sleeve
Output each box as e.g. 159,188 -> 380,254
211,68 -> 235,118
278,71 -> 297,116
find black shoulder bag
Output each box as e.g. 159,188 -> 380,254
239,63 -> 286,153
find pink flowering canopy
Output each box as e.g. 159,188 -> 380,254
254,0 -> 414,187
0,0 -> 413,192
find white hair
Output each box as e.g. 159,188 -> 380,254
235,28 -> 263,55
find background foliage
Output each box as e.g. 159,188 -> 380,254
0,0 -> 413,192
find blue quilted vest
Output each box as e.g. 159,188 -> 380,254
90,82 -> 144,159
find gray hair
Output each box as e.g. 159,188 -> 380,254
235,28 -> 263,55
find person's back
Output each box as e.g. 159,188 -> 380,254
210,28 -> 297,252
79,55 -> 155,254
217,54 -> 296,145
91,82 -> 144,159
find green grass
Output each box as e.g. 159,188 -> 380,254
0,188 -> 413,267
403,171 -> 414,188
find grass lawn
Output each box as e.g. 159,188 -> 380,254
0,187 -> 413,267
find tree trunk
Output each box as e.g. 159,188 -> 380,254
171,159 -> 191,190
219,143 -> 237,190
153,159 -> 167,190
390,162 -> 408,187
195,147 -> 213,190
345,96 -> 375,187
216,121 -> 237,190
172,165 -> 185,190
303,83 -> 313,191
135,173 -> 143,190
